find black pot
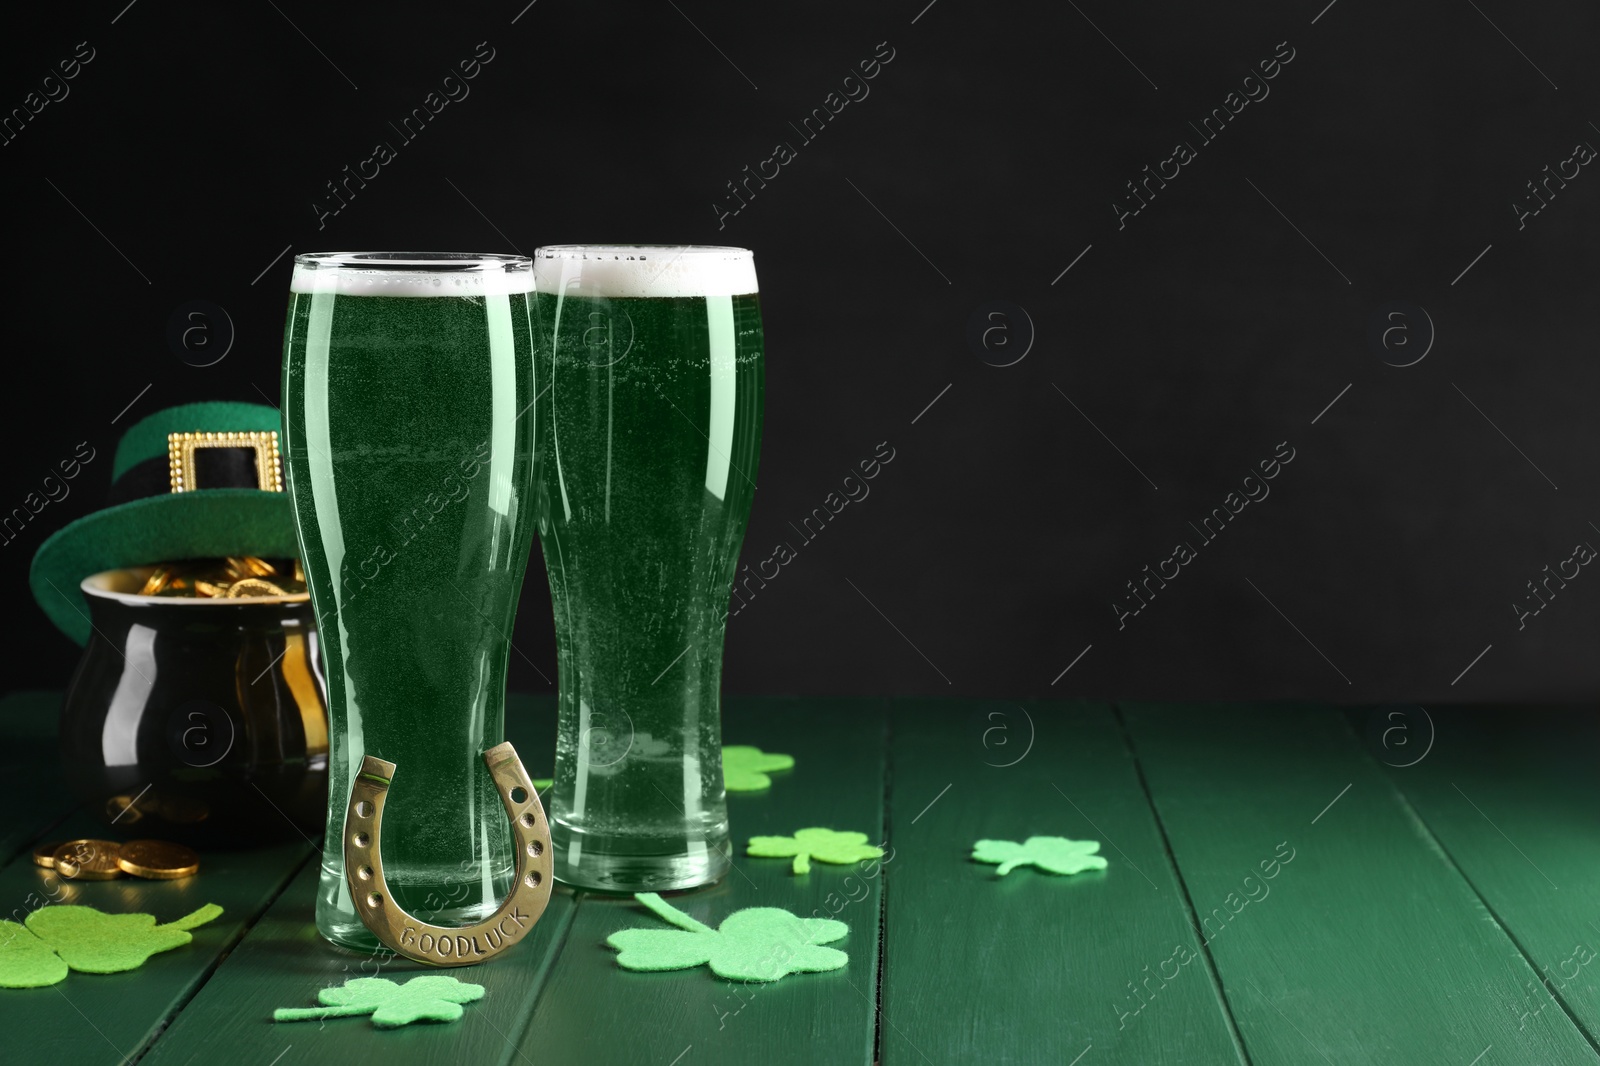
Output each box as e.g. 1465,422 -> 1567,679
59,567 -> 329,845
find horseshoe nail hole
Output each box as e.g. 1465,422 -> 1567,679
355,800 -> 373,818
519,812 -> 535,828
527,840 -> 543,857
367,892 -> 383,908
352,832 -> 370,848
509,786 -> 529,805
524,871 -> 542,888
357,865 -> 373,881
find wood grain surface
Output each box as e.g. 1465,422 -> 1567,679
1124,702 -> 1600,1066
881,699 -> 1247,1065
3,692 -> 1598,1066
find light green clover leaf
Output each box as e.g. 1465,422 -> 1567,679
275,975 -> 486,1028
607,892 -> 847,982
0,903 -> 224,988
748,828 -> 885,875
0,920 -> 69,988
972,836 -> 1108,877
723,745 -> 794,791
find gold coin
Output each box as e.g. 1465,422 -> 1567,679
32,840 -> 66,868
138,568 -> 173,596
116,840 -> 200,880
231,556 -> 278,578
225,577 -> 287,598
53,839 -> 125,880
104,793 -> 145,824
136,559 -> 304,599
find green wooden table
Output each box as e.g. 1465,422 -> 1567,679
3,693 -> 1597,1065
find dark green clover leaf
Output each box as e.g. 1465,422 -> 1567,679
608,892 -> 847,982
722,745 -> 795,791
972,836 -> 1108,877
747,828 -> 884,875
275,975 -> 486,1028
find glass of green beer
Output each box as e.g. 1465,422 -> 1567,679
282,252 -> 538,951
533,245 -> 763,891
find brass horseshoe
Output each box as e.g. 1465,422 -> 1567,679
343,741 -> 553,967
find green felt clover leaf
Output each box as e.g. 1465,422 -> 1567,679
972,836 -> 1108,877
747,828 -> 885,875
0,904 -> 224,988
531,777 -> 553,792
275,975 -> 486,1028
0,921 -> 69,988
722,745 -> 795,791
607,892 -> 848,982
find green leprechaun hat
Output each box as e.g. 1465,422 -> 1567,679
30,401 -> 299,644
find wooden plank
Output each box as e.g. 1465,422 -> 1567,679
1373,704 -> 1600,1046
514,697 -> 888,1066
141,693 -> 567,1066
140,865 -> 578,1066
0,812 -> 310,1066
0,690 -> 78,864
1123,702 -> 1600,1066
880,699 -> 1247,1065
0,689 -> 63,745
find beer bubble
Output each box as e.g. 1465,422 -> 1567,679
578,706 -> 635,768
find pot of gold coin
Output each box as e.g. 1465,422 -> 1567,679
54,558 -> 328,844
30,403 -> 328,846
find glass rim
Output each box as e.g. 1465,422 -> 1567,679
534,245 -> 752,261
293,251 -> 531,272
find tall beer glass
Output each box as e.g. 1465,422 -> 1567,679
282,252 -> 537,950
534,245 -> 763,891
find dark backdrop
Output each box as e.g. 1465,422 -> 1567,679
3,0 -> 1597,702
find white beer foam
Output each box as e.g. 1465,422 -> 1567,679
291,256 -> 533,296
533,245 -> 757,298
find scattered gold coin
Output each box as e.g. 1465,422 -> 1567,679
53,839 -> 125,881
32,840 -> 66,869
104,793 -> 145,824
116,840 -> 201,880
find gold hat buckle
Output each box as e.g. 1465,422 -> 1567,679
167,430 -> 284,493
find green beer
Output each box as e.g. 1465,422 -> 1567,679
534,245 -> 763,890
282,252 -> 536,951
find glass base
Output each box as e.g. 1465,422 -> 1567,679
314,860 -> 513,954
317,897 -> 514,953
551,824 -> 729,893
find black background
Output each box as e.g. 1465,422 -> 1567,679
2,0 -> 1597,702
